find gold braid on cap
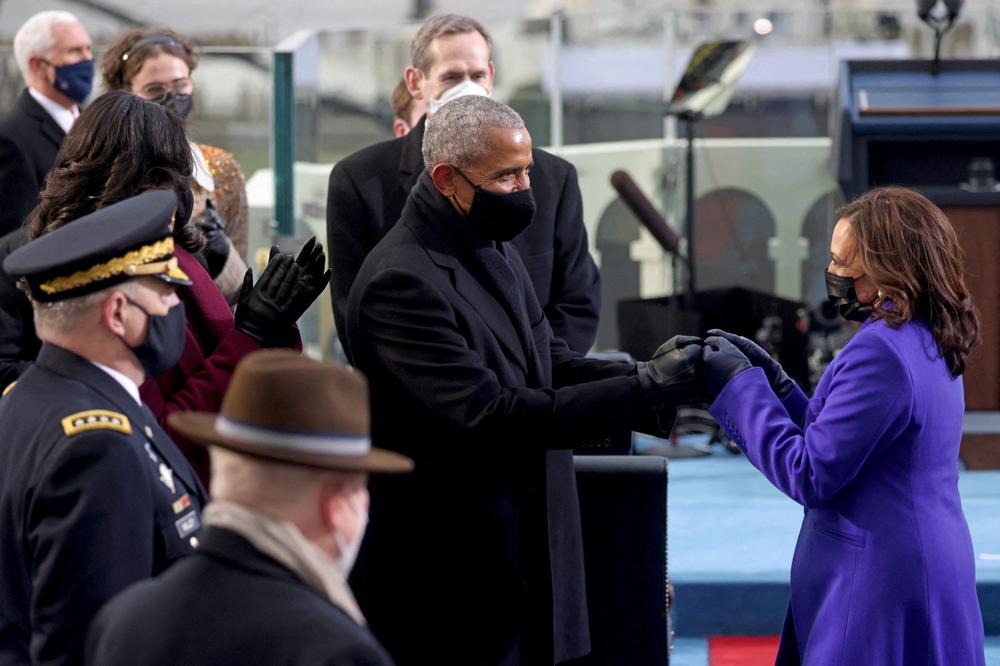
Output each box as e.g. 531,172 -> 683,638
39,237 -> 174,295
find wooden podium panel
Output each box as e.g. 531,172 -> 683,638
942,205 -> 1000,411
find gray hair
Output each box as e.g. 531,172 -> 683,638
209,447 -> 362,516
411,14 -> 492,72
14,11 -> 80,82
31,280 -> 137,337
422,95 -> 526,171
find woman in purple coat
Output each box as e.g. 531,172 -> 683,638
701,187 -> 985,665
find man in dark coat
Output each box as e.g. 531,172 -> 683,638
345,95 -> 701,666
328,13 -> 600,358
0,228 -> 37,390
0,11 -> 93,235
0,192 -> 206,666
86,349 -> 413,666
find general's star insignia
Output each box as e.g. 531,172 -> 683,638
159,463 -> 175,494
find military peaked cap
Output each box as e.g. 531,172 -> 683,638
4,190 -> 191,302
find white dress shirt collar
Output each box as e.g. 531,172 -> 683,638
190,140 -> 215,193
28,87 -> 79,134
92,362 -> 142,406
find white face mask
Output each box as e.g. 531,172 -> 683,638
332,494 -> 368,577
427,79 -> 490,114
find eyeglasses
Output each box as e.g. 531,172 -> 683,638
138,78 -> 194,99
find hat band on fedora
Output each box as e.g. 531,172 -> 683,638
214,416 -> 370,456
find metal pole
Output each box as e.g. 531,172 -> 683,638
548,12 -> 564,149
272,49 -> 295,241
663,10 -> 677,142
685,115 -> 697,300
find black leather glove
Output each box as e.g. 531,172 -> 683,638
707,329 -> 796,399
701,336 -> 752,403
288,236 -> 330,315
194,201 -> 231,278
636,335 -> 704,410
234,238 -> 330,347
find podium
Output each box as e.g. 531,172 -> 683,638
833,59 -> 1000,467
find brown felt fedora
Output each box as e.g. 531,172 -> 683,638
167,349 -> 413,473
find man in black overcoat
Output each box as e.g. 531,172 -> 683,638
0,192 -> 206,666
345,94 -> 702,666
0,11 -> 93,235
328,13 -> 600,358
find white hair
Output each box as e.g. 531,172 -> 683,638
209,447 -> 363,517
13,10 -> 80,82
421,95 -> 526,171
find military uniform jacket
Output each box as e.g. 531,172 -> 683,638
0,246 -> 269,485
86,526 -> 394,666
345,172 -> 646,666
0,89 -> 65,236
0,343 -> 207,666
327,115 -> 601,358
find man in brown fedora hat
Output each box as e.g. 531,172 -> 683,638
85,349 -> 412,666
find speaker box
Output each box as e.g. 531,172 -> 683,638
575,455 -> 670,665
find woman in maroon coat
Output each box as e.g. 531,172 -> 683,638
0,91 -> 327,482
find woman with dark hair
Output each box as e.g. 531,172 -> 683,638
101,27 -> 249,303
0,91 -> 327,482
0,90 -> 196,384
699,186 -> 985,664
24,89 -> 201,248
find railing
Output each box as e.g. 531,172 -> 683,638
1,5 -> 998,355
249,5 -> 998,353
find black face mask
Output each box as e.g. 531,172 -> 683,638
125,298 -> 186,377
151,90 -> 193,122
825,271 -> 873,323
454,168 -> 536,242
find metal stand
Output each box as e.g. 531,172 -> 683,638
680,110 -> 701,303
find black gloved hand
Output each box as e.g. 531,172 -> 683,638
708,329 -> 795,399
636,335 -> 704,410
234,238 -> 330,347
194,201 -> 231,278
700,336 -> 752,403
288,236 -> 330,315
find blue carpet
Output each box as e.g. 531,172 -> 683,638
653,438 -> 1000,638
671,638 -> 708,666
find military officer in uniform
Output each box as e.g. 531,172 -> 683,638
86,350 -> 413,666
0,190 -> 207,666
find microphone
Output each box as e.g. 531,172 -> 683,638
916,0 -> 938,22
610,170 -> 682,256
943,0 -> 963,21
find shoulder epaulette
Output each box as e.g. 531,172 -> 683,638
1,381 -> 15,397
61,410 -> 132,437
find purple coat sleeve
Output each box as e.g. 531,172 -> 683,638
709,332 -> 914,508
780,383 -> 810,427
